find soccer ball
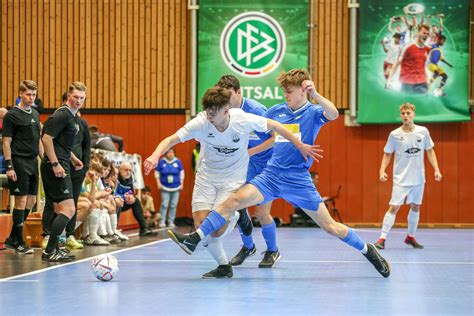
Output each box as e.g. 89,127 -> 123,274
91,254 -> 119,281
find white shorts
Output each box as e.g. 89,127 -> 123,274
389,183 -> 425,206
191,175 -> 245,212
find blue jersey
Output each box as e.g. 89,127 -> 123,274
155,157 -> 183,190
241,97 -> 273,164
429,44 -> 442,64
265,101 -> 329,170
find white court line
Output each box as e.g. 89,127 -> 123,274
118,259 -> 474,265
0,239 -> 170,283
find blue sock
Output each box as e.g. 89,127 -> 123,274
261,221 -> 277,252
238,225 -> 254,249
340,228 -> 365,251
199,210 -> 227,237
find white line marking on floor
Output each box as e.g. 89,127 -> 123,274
0,239 -> 170,283
117,259 -> 474,265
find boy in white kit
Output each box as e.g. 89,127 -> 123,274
143,87 -> 320,278
375,103 -> 442,249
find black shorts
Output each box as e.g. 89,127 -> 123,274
40,160 -> 74,203
8,156 -> 39,196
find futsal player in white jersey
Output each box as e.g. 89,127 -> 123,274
143,87 -> 320,278
168,69 -> 391,278
375,103 -> 442,250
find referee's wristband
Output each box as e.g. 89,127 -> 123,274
5,159 -> 14,171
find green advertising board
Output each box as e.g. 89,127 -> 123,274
358,0 -> 471,123
198,0 -> 308,110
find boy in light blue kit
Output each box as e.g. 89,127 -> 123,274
168,69 -> 391,278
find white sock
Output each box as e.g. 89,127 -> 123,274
75,220 -> 82,230
98,209 -> 108,236
407,209 -> 420,237
89,209 -> 101,239
380,212 -> 396,239
82,217 -> 89,237
105,213 -> 114,235
110,213 -> 118,232
205,237 -> 229,266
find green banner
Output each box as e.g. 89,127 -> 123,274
358,0 -> 471,123
198,0 -> 308,110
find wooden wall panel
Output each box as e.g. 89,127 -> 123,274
0,0 -> 189,110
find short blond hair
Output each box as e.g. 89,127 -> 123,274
68,81 -> 87,93
277,69 -> 311,88
399,102 -> 416,112
19,80 -> 38,93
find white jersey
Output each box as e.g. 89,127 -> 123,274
384,125 -> 434,186
176,108 -> 268,182
385,43 -> 402,64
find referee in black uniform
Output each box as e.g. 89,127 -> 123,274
41,82 -> 86,262
2,80 -> 43,254
41,93 -> 91,251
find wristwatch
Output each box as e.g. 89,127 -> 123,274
52,161 -> 59,167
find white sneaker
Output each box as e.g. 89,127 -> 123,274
168,223 -> 176,229
114,229 -> 129,241
158,222 -> 166,228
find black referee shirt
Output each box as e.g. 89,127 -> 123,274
2,106 -> 41,158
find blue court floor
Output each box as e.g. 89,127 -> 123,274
1,228 -> 473,316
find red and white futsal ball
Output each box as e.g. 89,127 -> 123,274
91,254 -> 119,281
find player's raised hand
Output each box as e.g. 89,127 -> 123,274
143,155 -> 159,175
302,80 -> 317,99
379,170 -> 388,182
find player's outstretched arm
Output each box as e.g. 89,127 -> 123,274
267,119 -> 323,162
248,132 -> 275,156
426,148 -> 442,181
143,134 -> 181,175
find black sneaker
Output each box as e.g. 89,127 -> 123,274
15,243 -> 34,255
167,230 -> 201,255
230,245 -> 256,266
363,244 -> 391,278
58,248 -> 76,260
4,237 -> 18,250
139,228 -> 158,237
258,250 -> 281,268
42,249 -> 73,262
202,264 -> 233,279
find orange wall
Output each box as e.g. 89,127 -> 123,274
78,113 -> 474,225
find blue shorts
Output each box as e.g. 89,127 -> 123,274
249,167 -> 322,211
246,159 -> 268,183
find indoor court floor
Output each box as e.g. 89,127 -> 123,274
0,228 -> 473,315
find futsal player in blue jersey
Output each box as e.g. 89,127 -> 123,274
168,69 -> 391,278
216,75 -> 281,268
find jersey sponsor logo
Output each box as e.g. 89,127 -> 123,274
212,146 -> 239,154
220,11 -> 286,78
231,133 -> 241,143
275,124 -> 301,142
64,189 -> 70,194
404,147 -> 421,154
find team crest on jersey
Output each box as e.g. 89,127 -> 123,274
213,146 -> 239,154
231,133 -> 241,143
404,148 -> 421,154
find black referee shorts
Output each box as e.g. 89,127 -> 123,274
8,156 -> 39,196
40,160 -> 74,203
